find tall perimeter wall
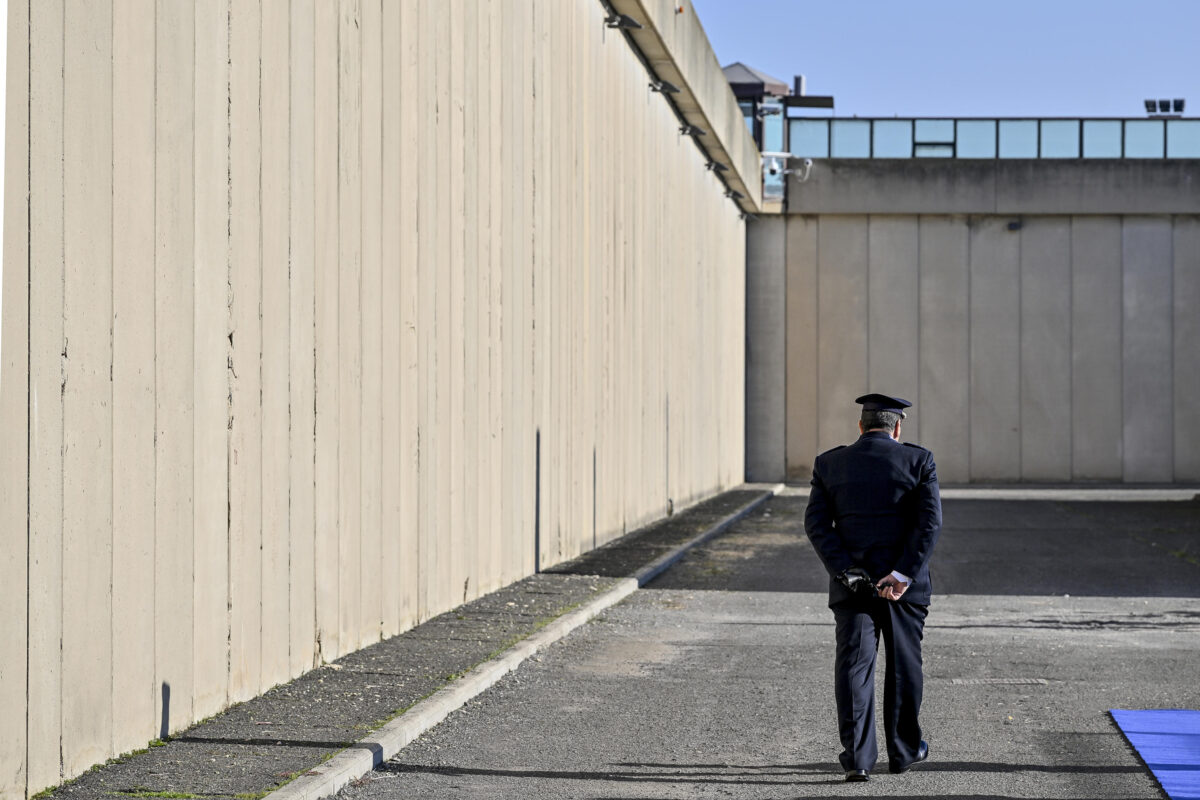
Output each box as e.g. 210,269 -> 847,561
0,1 -> 754,795
746,159 -> 1200,485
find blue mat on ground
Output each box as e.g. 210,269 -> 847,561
1111,709 -> 1200,800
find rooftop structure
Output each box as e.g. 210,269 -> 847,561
789,117 -> 1200,160
721,61 -> 833,154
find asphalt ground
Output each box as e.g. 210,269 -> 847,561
37,489 -> 768,800
338,492 -> 1200,799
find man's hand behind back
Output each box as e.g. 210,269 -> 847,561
877,573 -> 909,601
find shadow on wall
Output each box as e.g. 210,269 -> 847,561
160,682 -> 170,740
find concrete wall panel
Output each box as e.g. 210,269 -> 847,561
867,216 -> 921,443
447,0 -> 467,597
969,217 -> 1021,481
337,0 -> 364,653
430,0 -> 450,612
465,0 -> 485,610
816,216 -> 869,451
535,0 -> 552,567
260,0 -> 293,689
1019,218 -> 1072,480
27,0 -> 65,786
192,0 -> 231,722
397,0 -> 420,628
153,0 -> 195,736
474,0 -> 497,589
112,0 -> 158,757
415,0 -> 436,618
380,0 -> 402,638
1122,217 -> 1174,482
784,216 -> 818,480
359,0 -> 384,646
729,215 -> 748,487
61,1 -> 114,774
1174,217 -> 1200,480
917,216 -> 970,481
288,0 -> 317,674
0,3 -> 31,792
229,0 -> 264,702
517,0 -> 536,584
745,217 -> 786,481
1070,216 -> 1123,479
312,0 -> 340,662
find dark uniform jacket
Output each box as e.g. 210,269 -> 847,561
804,431 -> 942,607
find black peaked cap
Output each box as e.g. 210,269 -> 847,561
855,393 -> 912,414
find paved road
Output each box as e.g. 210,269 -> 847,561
339,492 -> 1200,799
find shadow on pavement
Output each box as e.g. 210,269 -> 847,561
645,495 -> 1200,598
381,759 -> 1142,790
613,760 -> 1142,774
381,760 -> 839,786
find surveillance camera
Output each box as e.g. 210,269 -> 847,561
767,157 -> 782,176
792,158 -> 814,184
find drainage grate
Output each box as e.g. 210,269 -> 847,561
949,677 -> 1048,685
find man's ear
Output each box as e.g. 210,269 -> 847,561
858,420 -> 864,435
893,421 -> 902,440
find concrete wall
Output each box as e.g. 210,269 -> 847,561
744,218 -> 786,481
755,209 -> 1200,484
0,1 -> 747,795
786,159 -> 1200,216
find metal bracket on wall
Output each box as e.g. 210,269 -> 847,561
596,0 -> 759,214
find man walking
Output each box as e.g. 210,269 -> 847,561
803,393 -> 942,782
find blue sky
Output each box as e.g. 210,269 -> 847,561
690,0 -> 1198,118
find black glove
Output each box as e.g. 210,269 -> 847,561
837,567 -> 876,595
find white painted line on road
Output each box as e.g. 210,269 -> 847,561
781,485 -> 1199,502
263,487 -> 777,800
940,488 -> 1199,501
948,677 -> 1048,685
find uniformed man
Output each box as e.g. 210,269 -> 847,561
803,393 -> 942,783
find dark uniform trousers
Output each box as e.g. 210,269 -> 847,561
833,596 -> 928,772
803,430 -> 942,775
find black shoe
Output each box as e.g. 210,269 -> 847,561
889,740 -> 928,774
845,769 -> 869,782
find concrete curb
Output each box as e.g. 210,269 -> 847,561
262,486 -> 780,800
632,483 -> 783,586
